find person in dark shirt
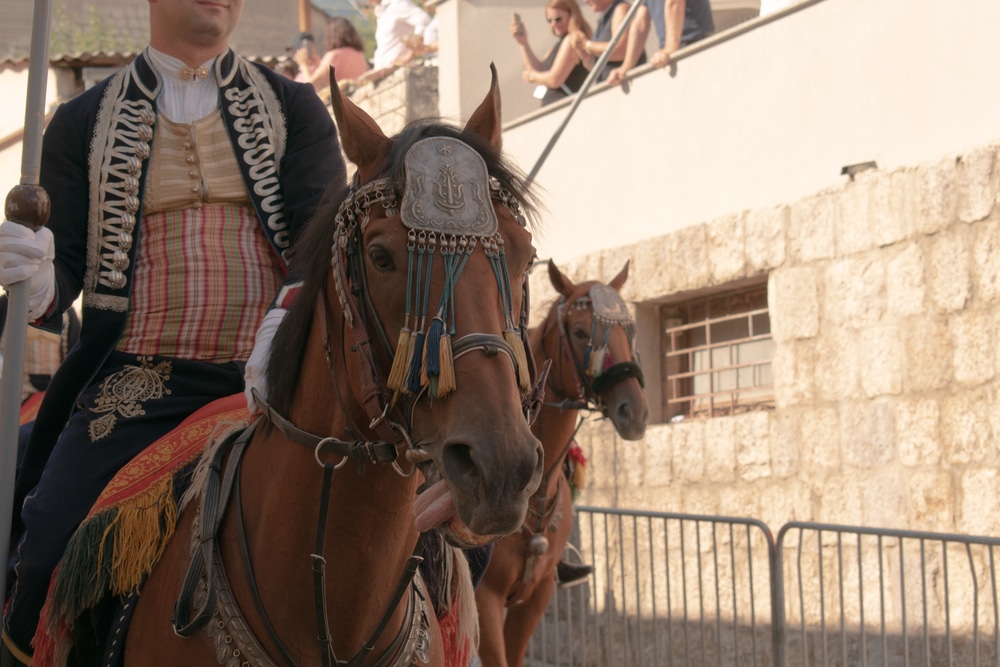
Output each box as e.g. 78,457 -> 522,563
568,0 -> 646,83
606,0 -> 715,85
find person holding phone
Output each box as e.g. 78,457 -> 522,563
511,0 -> 593,106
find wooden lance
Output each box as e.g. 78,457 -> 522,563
0,0 -> 53,599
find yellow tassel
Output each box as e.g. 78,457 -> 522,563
387,329 -> 411,392
399,331 -> 419,394
590,345 -> 607,377
436,333 -> 456,398
505,330 -> 531,393
573,459 -> 587,493
106,479 -> 177,595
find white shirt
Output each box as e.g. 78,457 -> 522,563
372,0 -> 432,70
145,46 -> 219,123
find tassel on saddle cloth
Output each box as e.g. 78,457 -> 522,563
33,394 -> 251,667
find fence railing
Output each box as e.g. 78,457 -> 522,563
524,508 -> 1000,667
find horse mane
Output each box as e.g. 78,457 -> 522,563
266,119 -> 541,415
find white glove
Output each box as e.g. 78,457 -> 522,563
244,307 -> 288,414
0,220 -> 56,320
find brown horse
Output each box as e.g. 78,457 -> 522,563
475,260 -> 649,667
111,71 -> 545,667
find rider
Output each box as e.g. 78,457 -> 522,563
0,0 -> 344,663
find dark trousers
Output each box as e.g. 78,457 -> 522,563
2,353 -> 243,658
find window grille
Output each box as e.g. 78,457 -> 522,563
661,284 -> 773,420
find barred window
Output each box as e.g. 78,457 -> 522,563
661,284 -> 773,420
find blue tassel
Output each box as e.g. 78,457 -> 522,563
406,331 -> 426,394
425,318 -> 444,378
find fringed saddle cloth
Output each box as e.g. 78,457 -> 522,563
33,393 -> 251,667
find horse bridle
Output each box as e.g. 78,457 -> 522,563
173,143 -> 551,667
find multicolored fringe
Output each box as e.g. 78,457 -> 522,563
566,441 -> 588,501
32,394 -> 250,667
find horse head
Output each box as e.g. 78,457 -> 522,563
300,65 -> 546,546
544,260 -> 649,440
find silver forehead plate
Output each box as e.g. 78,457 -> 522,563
401,137 -> 498,237
589,284 -> 631,322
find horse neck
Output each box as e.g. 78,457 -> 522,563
530,308 -> 582,478
234,309 -> 422,659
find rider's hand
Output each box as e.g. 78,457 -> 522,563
244,306 -> 288,414
0,219 -> 55,320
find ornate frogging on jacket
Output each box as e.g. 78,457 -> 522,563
85,49 -> 290,312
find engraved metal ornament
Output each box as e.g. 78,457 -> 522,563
589,284 -> 632,324
401,137 -> 498,237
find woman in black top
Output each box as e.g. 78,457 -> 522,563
511,0 -> 593,106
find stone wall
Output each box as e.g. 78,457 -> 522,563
345,65 -> 440,140
530,141 -> 1000,538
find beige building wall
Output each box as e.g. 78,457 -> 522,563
533,141 -> 1000,540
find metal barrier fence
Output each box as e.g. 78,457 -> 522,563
524,508 -> 1000,667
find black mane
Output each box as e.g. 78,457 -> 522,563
265,119 -> 540,416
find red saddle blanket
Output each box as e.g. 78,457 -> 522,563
34,394 -> 251,667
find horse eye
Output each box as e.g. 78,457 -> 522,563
571,325 -> 589,342
368,246 -> 395,271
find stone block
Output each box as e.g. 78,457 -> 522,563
789,193 -> 838,263
903,317 -> 952,392
862,472 -> 904,528
823,255 -> 886,329
771,340 -> 816,407
735,411 -> 772,482
885,242 -> 926,317
956,145 -> 997,224
817,475 -> 863,526
813,328 -> 860,402
840,400 -> 895,469
718,484 -> 761,519
972,219 -> 1000,304
836,176 -> 875,255
704,417 -> 736,483
941,391 -> 992,465
643,425 -> 673,489
800,406 -> 841,473
958,469 -> 1000,536
911,155 -> 958,236
707,212 -> 747,284
895,399 -> 941,467
759,480 -> 811,529
870,169 -> 910,248
666,223 -> 710,293
769,267 -> 819,341
769,409 -> 800,479
672,419 -> 706,483
927,230 -> 971,312
949,309 -> 995,386
907,470 -> 953,533
858,323 -> 904,398
631,234 -> 673,303
745,205 -> 787,273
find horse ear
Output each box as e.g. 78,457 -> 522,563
328,67 -> 391,175
463,63 -> 503,151
548,260 -> 576,297
609,261 -> 630,291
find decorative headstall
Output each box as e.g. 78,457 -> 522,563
560,284 -> 644,408
331,136 -> 537,434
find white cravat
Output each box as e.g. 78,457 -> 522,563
145,46 -> 219,123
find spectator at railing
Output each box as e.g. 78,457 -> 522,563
295,17 -> 371,89
606,0 -> 714,85
511,0 -> 593,106
569,0 -> 646,83
371,0 -> 433,71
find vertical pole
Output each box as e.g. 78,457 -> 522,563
0,0 -> 54,600
526,0 -> 645,186
299,0 -> 312,34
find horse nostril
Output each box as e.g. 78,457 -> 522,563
442,443 -> 478,484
